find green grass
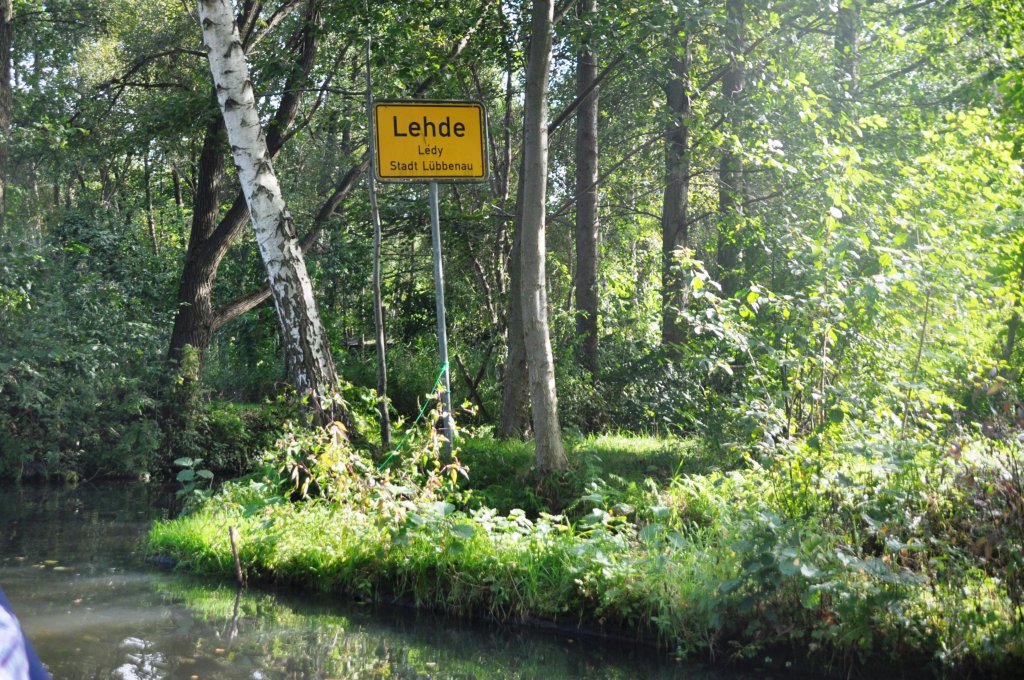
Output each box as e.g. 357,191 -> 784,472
456,433 -> 726,516
149,431 -> 1024,678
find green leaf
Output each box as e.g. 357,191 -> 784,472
176,469 -> 195,482
639,523 -> 665,543
800,562 -> 821,579
451,523 -> 476,540
779,557 -> 801,576
431,501 -> 455,517
719,578 -> 743,595
649,505 -> 671,520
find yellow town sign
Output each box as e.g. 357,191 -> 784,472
373,100 -> 488,182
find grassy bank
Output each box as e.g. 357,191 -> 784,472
148,428 -> 1023,677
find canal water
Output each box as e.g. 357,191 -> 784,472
0,483 -> 791,679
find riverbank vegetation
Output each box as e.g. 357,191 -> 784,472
149,424 -> 1023,676
2,0 -> 1024,676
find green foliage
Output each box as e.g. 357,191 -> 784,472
163,344 -> 287,478
0,208 -> 289,481
5,1 -> 1024,673
0,215 -> 170,481
150,427 -> 1024,676
172,455 -> 215,512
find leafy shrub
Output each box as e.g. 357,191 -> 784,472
0,224 -> 169,481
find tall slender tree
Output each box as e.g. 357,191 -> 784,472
167,110 -> 228,367
661,16 -> 693,347
0,0 -> 12,234
197,0 -> 341,424
500,178 -> 533,438
574,0 -> 600,377
833,0 -> 861,119
716,0 -> 746,299
520,0 -> 567,472
366,36 -> 391,449
169,0 -> 323,367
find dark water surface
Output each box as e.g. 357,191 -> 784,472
1,483 -> 791,679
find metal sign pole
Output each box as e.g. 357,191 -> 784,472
428,181 -> 454,458
371,98 -> 487,461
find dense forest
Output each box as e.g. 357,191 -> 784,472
2,0 -> 1024,674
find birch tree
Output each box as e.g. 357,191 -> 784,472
196,0 -> 341,424
169,0 -> 321,367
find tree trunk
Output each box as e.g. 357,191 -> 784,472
168,113 -> 225,368
144,149 -> 158,255
366,37 -> 391,449
500,179 -> 532,439
168,0 -> 319,365
716,0 -> 745,299
520,0 -> 567,473
198,0 -> 339,422
497,14 -> 530,441
661,23 -> 693,347
574,0 -> 600,377
0,0 -> 12,235
171,165 -> 183,208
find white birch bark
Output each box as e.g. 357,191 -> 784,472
197,0 -> 339,416
520,0 -> 567,472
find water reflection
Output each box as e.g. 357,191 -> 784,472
0,484 -> 786,679
112,637 -> 168,680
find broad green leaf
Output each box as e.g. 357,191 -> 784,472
451,523 -> 476,540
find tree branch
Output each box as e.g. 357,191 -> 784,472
548,51 -> 626,135
213,156 -> 370,331
412,0 -> 490,97
246,0 -> 303,52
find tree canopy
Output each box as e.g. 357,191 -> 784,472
0,0 -> 1019,479
3,1 -> 1024,674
